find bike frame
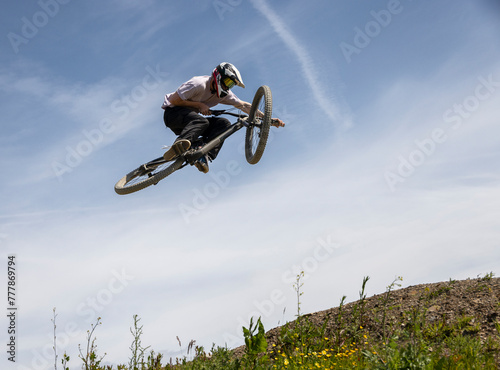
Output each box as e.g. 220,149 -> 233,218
136,111 -> 257,174
182,111 -> 253,165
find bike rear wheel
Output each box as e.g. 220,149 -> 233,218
114,157 -> 185,195
245,85 -> 272,164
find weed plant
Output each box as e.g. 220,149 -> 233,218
52,273 -> 499,369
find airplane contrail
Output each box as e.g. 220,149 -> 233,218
250,0 -> 348,126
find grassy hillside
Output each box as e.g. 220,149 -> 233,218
61,274 -> 500,369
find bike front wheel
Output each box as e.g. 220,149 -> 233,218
245,85 -> 272,164
114,157 -> 185,195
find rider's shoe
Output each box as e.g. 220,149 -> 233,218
195,155 -> 210,173
163,139 -> 191,161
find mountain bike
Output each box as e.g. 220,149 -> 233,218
114,85 -> 273,195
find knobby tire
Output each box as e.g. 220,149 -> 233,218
245,85 -> 272,164
114,157 -> 184,195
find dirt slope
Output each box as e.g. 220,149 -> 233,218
233,276 -> 500,359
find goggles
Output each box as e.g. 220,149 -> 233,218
222,77 -> 236,90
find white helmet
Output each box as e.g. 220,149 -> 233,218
212,62 -> 245,98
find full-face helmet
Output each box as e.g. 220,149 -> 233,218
212,62 -> 245,98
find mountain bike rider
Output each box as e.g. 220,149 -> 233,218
161,62 -> 284,173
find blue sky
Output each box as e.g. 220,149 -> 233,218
1,0 -> 500,368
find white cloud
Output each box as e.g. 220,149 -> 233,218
0,61 -> 176,187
